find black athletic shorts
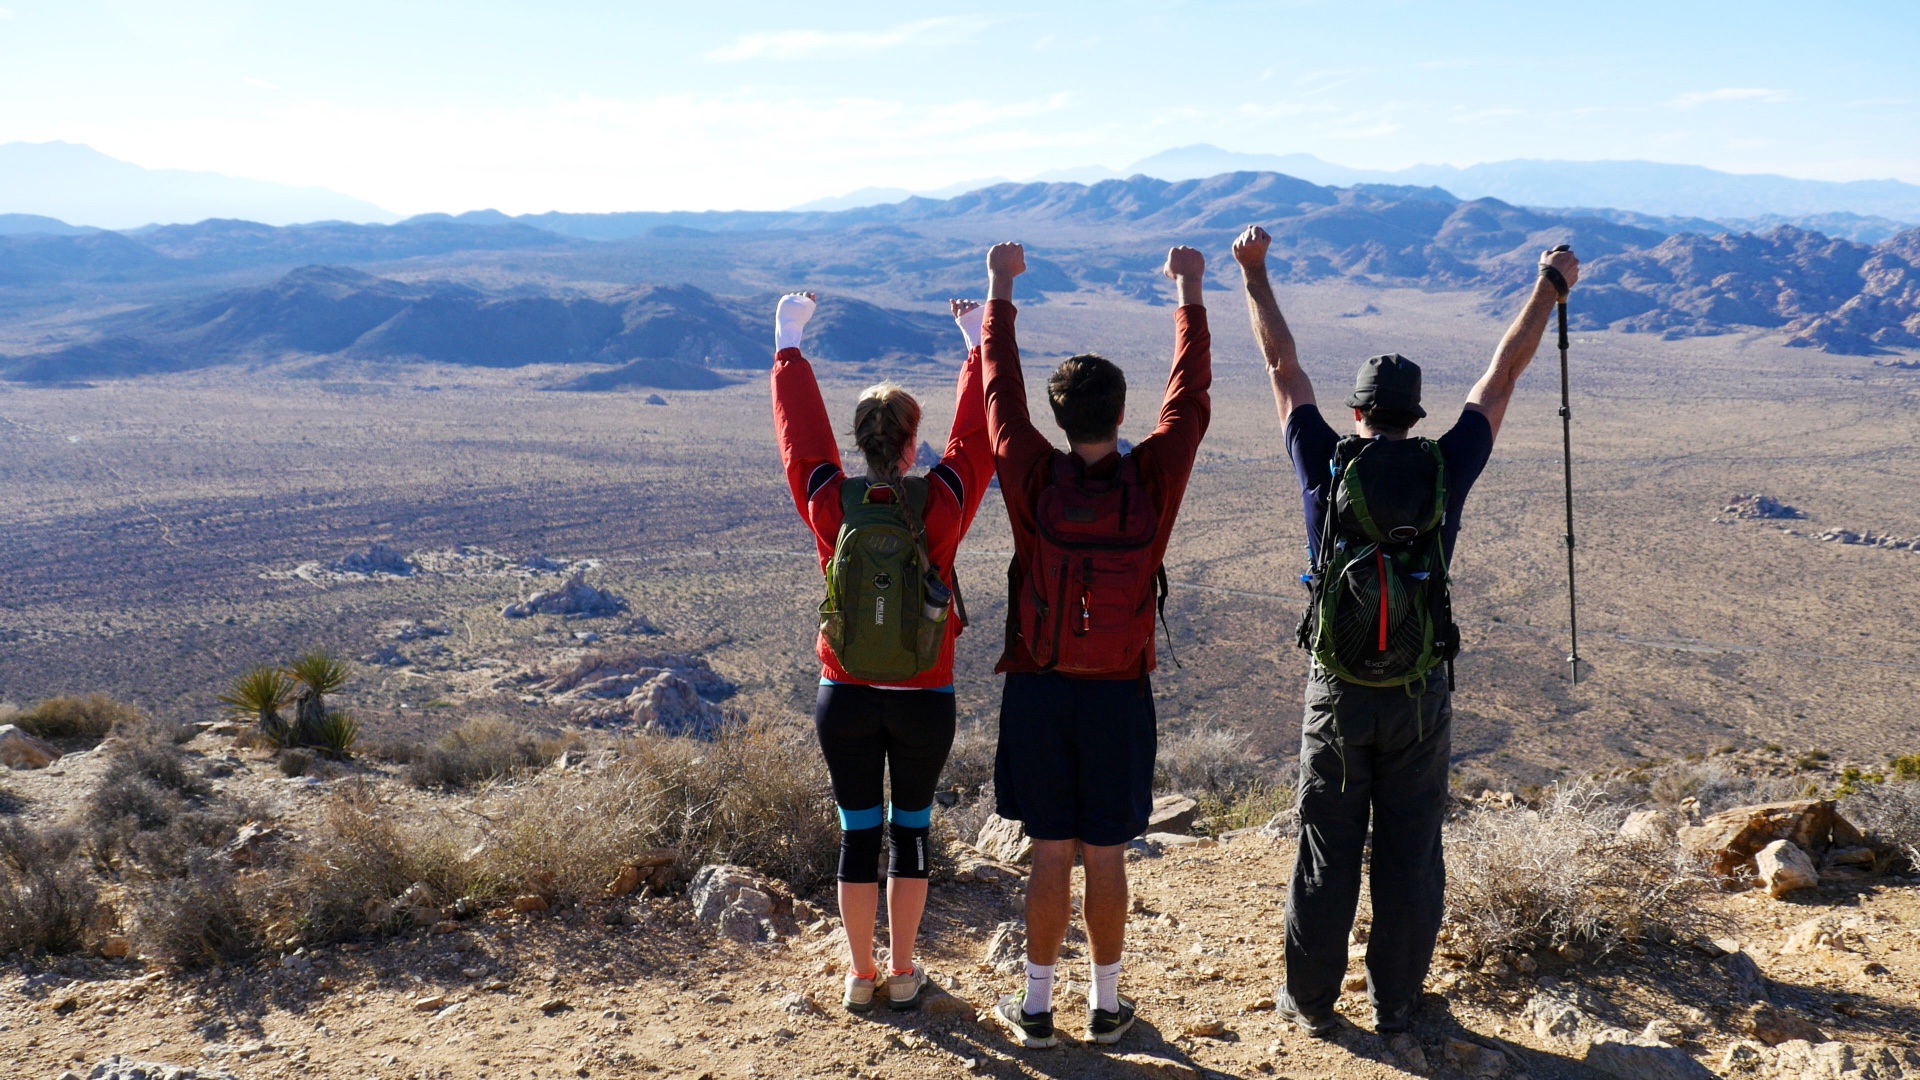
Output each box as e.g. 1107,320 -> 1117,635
993,671 -> 1157,847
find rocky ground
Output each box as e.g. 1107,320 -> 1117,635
3,745 -> 1916,1080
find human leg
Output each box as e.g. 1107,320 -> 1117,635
879,690 -> 955,979
1365,681 -> 1452,1028
1282,675 -> 1376,1019
814,684 -> 888,980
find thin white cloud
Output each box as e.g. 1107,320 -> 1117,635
708,17 -> 969,61
1669,87 -> 1790,108
244,76 -> 279,90
0,6 -> 15,18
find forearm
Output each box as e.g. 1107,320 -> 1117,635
989,272 -> 1015,303
1174,273 -> 1202,308
1241,266 -> 1313,418
1471,278 -> 1559,403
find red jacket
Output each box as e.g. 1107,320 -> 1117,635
982,298 -> 1212,675
772,344 -> 994,688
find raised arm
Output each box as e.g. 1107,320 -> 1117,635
1140,245 -> 1212,463
768,291 -> 842,557
980,243 -> 1054,488
1233,225 -> 1315,426
1467,247 -> 1580,440
938,299 -> 995,531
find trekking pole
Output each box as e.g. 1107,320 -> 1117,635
1544,245 -> 1581,685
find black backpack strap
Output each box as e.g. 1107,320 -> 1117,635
1154,565 -> 1180,670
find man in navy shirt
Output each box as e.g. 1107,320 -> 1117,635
1231,224 -> 1580,1039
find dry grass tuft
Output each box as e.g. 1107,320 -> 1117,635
1157,724 -> 1277,796
12,693 -> 146,743
1442,783 -> 1720,965
1844,780 -> 1920,871
131,851 -> 259,966
407,715 -> 568,790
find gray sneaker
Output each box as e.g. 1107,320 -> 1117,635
886,963 -> 929,1011
843,971 -> 877,1013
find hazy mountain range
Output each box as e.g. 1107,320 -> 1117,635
795,144 -> 1920,239
2,170 -> 1916,385
3,140 -> 1916,237
0,142 -> 399,230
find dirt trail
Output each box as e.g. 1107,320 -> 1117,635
6,829 -> 1918,1080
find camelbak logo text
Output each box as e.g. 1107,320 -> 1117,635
874,597 -> 886,625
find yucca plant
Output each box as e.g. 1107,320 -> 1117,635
216,667 -> 296,744
286,651 -> 353,747
308,711 -> 360,759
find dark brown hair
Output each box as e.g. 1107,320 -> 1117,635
1046,354 -> 1126,444
1360,405 -> 1421,437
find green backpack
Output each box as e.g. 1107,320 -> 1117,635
1296,436 -> 1460,688
819,478 -> 962,682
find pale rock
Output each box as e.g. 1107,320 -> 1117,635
1756,839 -> 1820,897
1149,795 -> 1200,835
1342,973 -> 1368,993
0,724 -> 61,769
1389,1032 -> 1430,1074
1621,809 -> 1680,845
1680,800 -> 1838,877
1183,1017 -> 1226,1037
1108,1054 -> 1198,1078
1584,1028 -> 1715,1079
1825,845 -> 1875,867
1781,915 -> 1847,955
1143,832 -> 1217,850
981,921 -> 1026,974
99,935 -> 131,959
1643,1018 -> 1685,1045
1722,950 -> 1771,1002
1745,1003 -> 1825,1047
1444,1038 -> 1507,1078
1524,990 -> 1596,1048
975,815 -> 1033,865
501,570 -> 627,619
512,894 -> 548,913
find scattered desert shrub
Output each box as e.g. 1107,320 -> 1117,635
1156,724 -> 1276,795
13,693 -> 145,743
0,822 -> 98,955
283,783 -> 485,942
1442,783 -> 1720,965
1635,759 -> 1799,816
407,716 -> 563,790
1844,781 -> 1920,872
131,851 -> 258,966
1890,753 -> 1920,784
1197,781 -> 1296,837
278,750 -> 313,778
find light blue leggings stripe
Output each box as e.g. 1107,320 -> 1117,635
838,804 -> 885,831
888,805 -> 932,829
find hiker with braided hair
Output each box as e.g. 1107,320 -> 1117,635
770,291 -> 995,1013
1232,224 -> 1580,1038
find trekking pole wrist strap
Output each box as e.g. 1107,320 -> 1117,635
1539,265 -> 1569,300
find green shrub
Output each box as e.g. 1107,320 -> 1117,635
1891,754 -> 1920,784
217,667 -> 295,743
1197,782 -> 1296,836
14,694 -> 144,742
309,711 -> 360,758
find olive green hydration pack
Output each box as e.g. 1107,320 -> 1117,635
1297,436 -> 1459,687
819,478 -> 959,683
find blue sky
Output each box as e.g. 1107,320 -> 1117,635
0,0 -> 1913,215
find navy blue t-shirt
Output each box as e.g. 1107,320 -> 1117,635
1284,404 -> 1494,566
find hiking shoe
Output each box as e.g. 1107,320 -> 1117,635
1274,985 -> 1340,1038
886,963 -> 929,1011
1374,1002 -> 1413,1034
843,971 -> 877,1014
1087,994 -> 1137,1045
992,990 -> 1059,1049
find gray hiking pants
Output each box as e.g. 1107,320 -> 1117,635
1284,670 -> 1451,1019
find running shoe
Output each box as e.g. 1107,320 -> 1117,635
992,990 -> 1059,1049
1086,993 -> 1137,1045
843,971 -> 877,1014
886,963 -> 929,1011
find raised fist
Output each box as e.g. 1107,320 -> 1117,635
1232,225 -> 1271,270
774,291 -> 817,351
1163,245 -> 1204,279
1539,247 -> 1581,293
987,242 -> 1026,278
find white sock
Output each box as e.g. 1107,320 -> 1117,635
1022,961 -> 1055,1015
1092,959 -> 1122,1013
773,292 -> 815,351
954,303 -> 985,350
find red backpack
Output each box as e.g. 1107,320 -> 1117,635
1013,452 -> 1170,677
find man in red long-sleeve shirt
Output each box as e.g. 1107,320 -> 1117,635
980,240 -> 1211,1049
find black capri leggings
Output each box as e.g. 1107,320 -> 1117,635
814,683 -> 957,883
